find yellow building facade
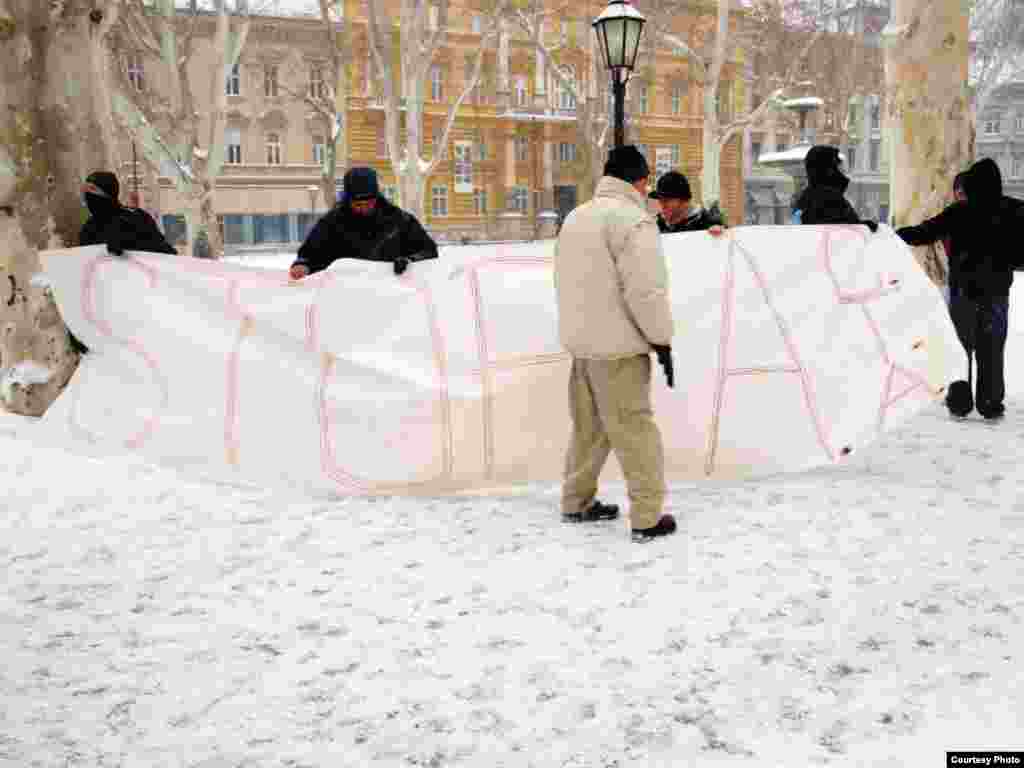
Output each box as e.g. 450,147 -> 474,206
142,1 -> 745,248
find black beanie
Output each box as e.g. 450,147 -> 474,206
604,145 -> 650,183
342,167 -> 380,203
85,171 -> 120,201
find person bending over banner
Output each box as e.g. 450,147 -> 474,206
897,157 -> 1024,421
792,145 -> 878,231
648,170 -> 726,237
289,167 -> 438,281
554,145 -> 678,541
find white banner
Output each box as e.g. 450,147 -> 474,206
39,225 -> 960,495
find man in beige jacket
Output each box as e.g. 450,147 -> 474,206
554,145 -> 677,540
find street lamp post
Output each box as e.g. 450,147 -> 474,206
592,0 -> 646,149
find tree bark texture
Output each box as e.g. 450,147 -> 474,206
885,0 -> 972,287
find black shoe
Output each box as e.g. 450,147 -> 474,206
562,500 -> 620,523
631,514 -> 677,541
945,379 -> 973,418
978,403 -> 1005,421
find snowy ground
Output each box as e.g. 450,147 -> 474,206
1,253 -> 1022,766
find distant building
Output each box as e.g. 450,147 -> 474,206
975,80 -> 1024,199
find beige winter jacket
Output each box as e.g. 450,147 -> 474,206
554,175 -> 674,359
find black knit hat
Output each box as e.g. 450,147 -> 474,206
342,167 -> 380,202
604,145 -> 650,184
84,171 -> 120,201
649,170 -> 691,200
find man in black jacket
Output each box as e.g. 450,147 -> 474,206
793,145 -> 878,231
896,157 -> 1024,420
289,167 -> 438,280
79,171 -> 177,256
648,171 -> 726,235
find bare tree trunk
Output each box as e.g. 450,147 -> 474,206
0,0 -> 121,415
885,0 -> 971,287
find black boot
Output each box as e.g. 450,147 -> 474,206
632,514 -> 677,541
562,500 -> 620,523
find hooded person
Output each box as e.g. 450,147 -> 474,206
792,145 -> 878,231
289,167 -> 438,280
648,171 -> 726,234
896,157 -> 1024,420
79,171 -> 176,256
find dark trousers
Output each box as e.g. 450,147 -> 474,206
948,285 -> 1009,414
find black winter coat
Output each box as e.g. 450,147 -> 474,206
896,158 -> 1024,299
794,165 -> 875,228
657,205 -> 725,233
293,197 -> 438,275
80,205 -> 177,255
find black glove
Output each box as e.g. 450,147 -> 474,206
652,344 -> 674,388
394,256 -> 409,275
862,219 -> 878,233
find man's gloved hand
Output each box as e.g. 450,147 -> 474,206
651,344 -> 674,388
394,256 -> 410,276
862,219 -> 879,233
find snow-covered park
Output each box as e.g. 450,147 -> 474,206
1,252 -> 1022,767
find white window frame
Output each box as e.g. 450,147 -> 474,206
1016,115 -> 1024,132
671,87 -> 682,115
655,146 -> 672,179
471,15 -> 483,34
510,185 -> 528,213
514,76 -> 528,107
869,99 -> 880,132
264,64 -> 279,98
558,67 -> 576,110
312,135 -> 325,165
309,64 -> 326,99
639,83 -> 649,114
558,142 -> 576,163
431,185 -> 449,217
473,188 -> 487,215
983,117 -> 1001,135
225,127 -> 242,165
514,135 -> 529,161
846,144 -> 857,171
126,53 -> 144,91
266,132 -> 282,165
454,140 -> 473,193
226,62 -> 241,96
431,64 -> 443,102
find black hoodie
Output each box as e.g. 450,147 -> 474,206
896,157 -> 1024,298
79,172 -> 176,255
794,145 -> 877,229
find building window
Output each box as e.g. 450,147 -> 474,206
454,141 -> 473,192
309,65 -> 326,99
558,67 -> 576,111
514,76 -> 528,107
431,64 -> 443,101
1016,115 -> 1024,133
431,185 -> 448,217
1014,154 -> 1024,179
671,144 -> 680,168
639,83 -> 649,114
266,132 -> 281,165
475,136 -> 487,161
869,139 -> 880,171
846,144 -> 857,171
126,54 -> 145,91
312,134 -> 325,165
254,214 -> 289,244
473,188 -> 487,215
471,15 -> 483,34
514,135 -> 529,161
870,100 -> 880,131
225,127 -> 242,164
509,186 -> 528,213
264,64 -> 279,98
750,135 -> 763,164
558,142 -> 577,163
671,87 -> 682,115
226,62 -> 241,96
983,117 -> 1002,134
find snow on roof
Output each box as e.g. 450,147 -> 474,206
757,146 -> 846,165
782,97 -> 825,109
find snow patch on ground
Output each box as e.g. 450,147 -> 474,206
0,360 -> 54,403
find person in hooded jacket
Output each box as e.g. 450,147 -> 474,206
289,167 -> 437,280
79,171 -> 177,256
896,157 -> 1024,420
792,145 -> 878,231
